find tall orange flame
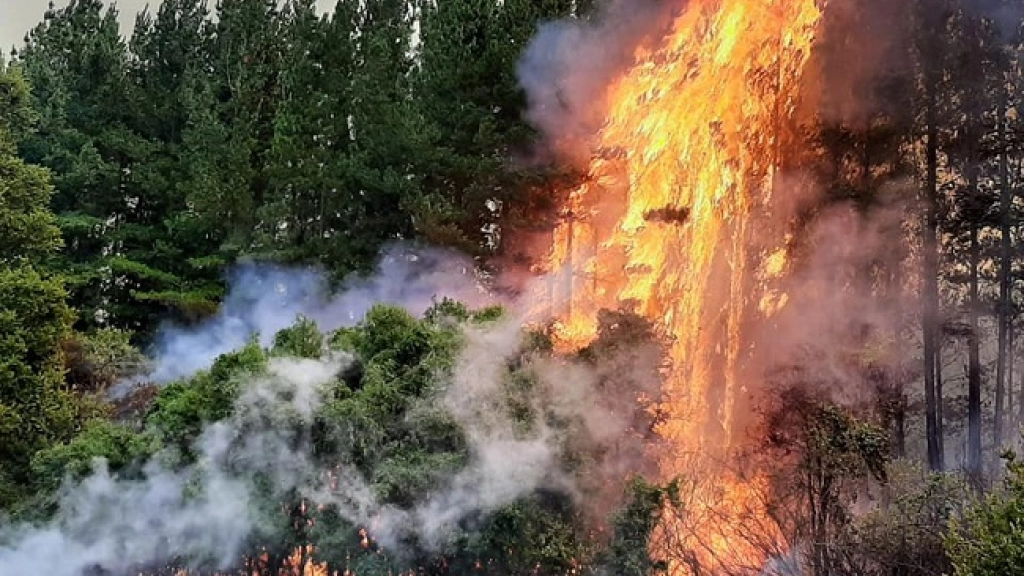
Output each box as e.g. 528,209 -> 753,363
540,0 -> 823,573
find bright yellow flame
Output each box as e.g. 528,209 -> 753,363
542,0 -> 823,573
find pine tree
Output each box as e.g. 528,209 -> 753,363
258,0 -> 360,269
413,0 -> 574,256
125,0 -> 226,324
15,0 -> 155,335
206,0 -> 285,250
343,0 -> 424,260
0,66 -> 61,264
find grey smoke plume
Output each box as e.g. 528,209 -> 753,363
0,462 -> 251,576
405,319 -> 562,547
516,0 -> 680,163
142,243 -> 488,385
2,298 -> 651,574
754,187 -> 915,408
0,355 -> 349,576
315,315 -> 655,550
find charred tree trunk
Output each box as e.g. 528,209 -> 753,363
1019,308 -> 1024,433
937,335 -> 945,458
894,394 -> 906,458
1016,95 -> 1024,442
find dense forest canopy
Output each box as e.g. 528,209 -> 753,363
2,0 -> 1024,575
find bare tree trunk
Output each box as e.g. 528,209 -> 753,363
996,87 -> 1011,449
1015,161 -> 1024,434
889,258 -> 908,459
1009,322 -> 1015,434
896,407 -> 907,459
922,80 -> 944,471
937,335 -> 945,458
1019,315 -> 1024,434
1019,322 -> 1024,435
1019,159 -> 1024,435
967,181 -> 983,483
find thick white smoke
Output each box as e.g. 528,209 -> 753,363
302,315 -> 656,551
139,243 -> 488,386
0,356 -> 349,576
0,253 -> 653,575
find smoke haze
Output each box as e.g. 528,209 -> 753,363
139,244 -> 487,386
0,356 -> 348,576
1,249 -> 660,574
2,0 -> 983,572
966,0 -> 1024,37
516,0 -> 681,164
516,0 -> 920,409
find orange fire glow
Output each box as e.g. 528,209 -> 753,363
539,0 -> 824,573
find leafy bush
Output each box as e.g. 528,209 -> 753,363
145,340 -> 267,455
840,460 -> 968,576
597,477 -> 680,576
947,453 -> 1024,576
12,304 -> 675,575
271,316 -> 324,359
30,419 -> 151,489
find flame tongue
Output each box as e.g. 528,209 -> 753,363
544,0 -> 823,572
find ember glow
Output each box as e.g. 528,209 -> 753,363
538,0 -> 824,572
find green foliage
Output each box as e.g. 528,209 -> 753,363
146,341 -> 267,453
29,419 -> 150,489
763,388 -> 892,575
4,0 -> 577,338
2,2 -> 1024,575
503,369 -> 539,431
0,66 -> 61,265
766,388 -> 890,484
455,493 -> 592,575
472,305 -> 506,324
598,478 -> 678,576
271,316 -> 324,358
0,292 -> 676,574
316,305 -> 468,480
0,64 -> 100,509
371,450 -> 466,507
0,266 -> 78,495
0,0 -> 681,571
841,461 -> 966,576
423,297 -> 473,323
413,0 -> 574,255
0,62 -> 38,143
346,305 -> 435,367
947,453 -> 1024,576
256,0 -> 361,269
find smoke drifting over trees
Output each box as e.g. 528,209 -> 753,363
1,258 -> 667,574
2,0 -> 1024,575
141,245 -> 486,384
